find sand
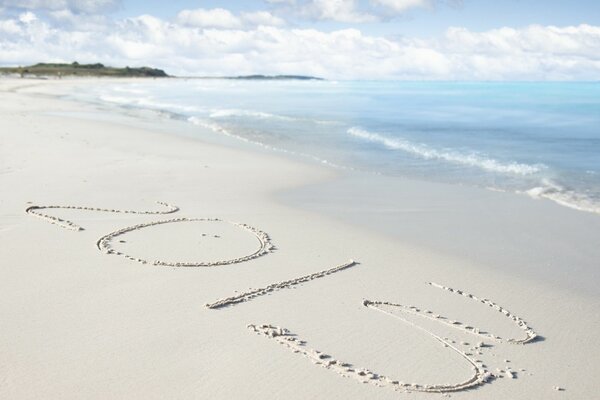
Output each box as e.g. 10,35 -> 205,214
1,77 -> 599,399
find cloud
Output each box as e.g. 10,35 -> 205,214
241,11 -> 286,27
177,8 -> 242,29
300,0 -> 377,23
177,8 -> 286,29
0,17 -> 20,34
439,24 -> 600,79
268,0 -> 458,22
0,10 -> 598,80
19,11 -> 37,24
48,8 -> 108,31
371,0 -> 430,13
0,0 -> 120,14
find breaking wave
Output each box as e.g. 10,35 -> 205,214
187,117 -> 346,169
524,179 -> 600,214
99,95 -> 201,113
208,108 -> 340,125
208,108 -> 295,121
348,127 -> 545,176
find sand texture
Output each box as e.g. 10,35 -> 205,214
1,78 -> 599,399
206,260 -> 357,309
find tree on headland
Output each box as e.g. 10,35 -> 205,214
1,62 -> 169,77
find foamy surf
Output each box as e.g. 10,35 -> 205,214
348,127 -> 545,176
524,179 -> 600,214
72,80 -> 600,217
99,94 -> 201,113
209,108 -> 295,121
208,108 -> 340,125
187,117 -> 347,169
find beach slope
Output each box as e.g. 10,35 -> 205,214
1,78 -> 599,399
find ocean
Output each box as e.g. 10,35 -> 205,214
70,79 -> 600,214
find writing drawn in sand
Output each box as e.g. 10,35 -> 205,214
250,282 -> 539,394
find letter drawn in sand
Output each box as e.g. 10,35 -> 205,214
205,260 -> 358,309
248,323 -> 493,393
26,201 -> 275,267
370,282 -> 537,345
25,201 -> 179,231
97,218 -> 274,267
249,282 -> 539,394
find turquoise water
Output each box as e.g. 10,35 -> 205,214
76,79 -> 600,214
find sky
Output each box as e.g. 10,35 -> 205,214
0,0 -> 599,80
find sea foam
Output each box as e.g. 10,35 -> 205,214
82,80 -> 600,216
208,108 -> 340,125
524,179 -> 600,214
348,127 -> 545,176
209,108 -> 294,121
187,117 -> 346,169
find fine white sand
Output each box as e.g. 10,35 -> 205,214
1,77 -> 599,399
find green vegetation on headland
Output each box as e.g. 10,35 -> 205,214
0,62 -> 169,78
0,62 -> 323,80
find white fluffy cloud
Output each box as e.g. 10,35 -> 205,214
301,0 -> 377,23
372,0 -> 430,13
0,18 -> 20,33
0,10 -> 598,80
177,8 -> 242,29
19,11 -> 37,23
177,8 -> 286,29
0,0 -> 119,13
268,0 -> 452,22
241,11 -> 286,27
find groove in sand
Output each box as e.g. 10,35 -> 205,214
205,260 -> 358,309
389,282 -> 537,345
97,217 -> 274,267
365,282 -> 537,346
248,321 -> 493,394
25,201 -> 179,231
248,281 -> 539,393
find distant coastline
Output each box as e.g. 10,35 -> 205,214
176,74 -> 324,81
0,62 -> 169,78
0,62 -> 324,81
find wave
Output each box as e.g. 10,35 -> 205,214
187,117 -> 346,169
524,179 -> 600,214
111,86 -> 148,95
348,127 -> 545,176
209,108 -> 294,121
99,94 -> 201,113
208,108 -> 341,125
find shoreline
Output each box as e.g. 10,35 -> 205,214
280,170 -> 600,299
1,77 -> 599,399
43,76 -> 600,217
22,77 -> 600,234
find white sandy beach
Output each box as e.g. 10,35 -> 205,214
1,78 -> 599,399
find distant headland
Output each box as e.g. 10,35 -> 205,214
226,75 -> 324,81
0,62 -> 324,81
178,74 -> 324,80
0,62 -> 169,78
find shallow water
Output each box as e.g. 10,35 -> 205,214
70,79 -> 600,214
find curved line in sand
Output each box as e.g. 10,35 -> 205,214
205,260 -> 357,309
248,322 -> 493,394
96,218 -> 274,267
364,283 -> 537,345
25,201 -> 179,231
380,282 -> 536,345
